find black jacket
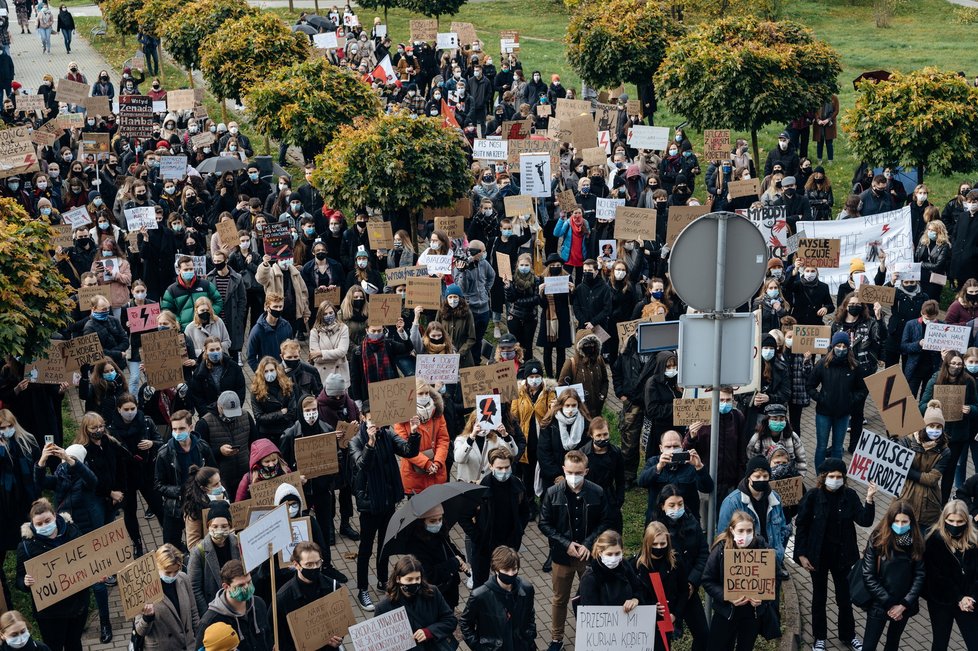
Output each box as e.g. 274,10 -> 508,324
572,275 -> 612,329
702,537 -> 774,620
250,383 -> 299,445
612,336 -> 658,403
374,589 -> 458,651
783,273 -> 833,326
467,472 -> 530,550
349,425 -> 420,513
764,147 -> 799,177
401,525 -> 465,609
831,315 -> 882,376
16,514 -> 90,619
634,556 -> 685,618
807,357 -> 867,418
82,314 -> 129,366
460,577 -> 536,651
924,534 -> 978,607
274,574 -> 341,651
643,351 -> 681,426
154,436 -> 216,518
189,355 -> 247,417
862,540 -> 925,615
536,417 -> 590,488
657,511 -> 709,588
793,485 -> 875,570
577,557 -> 643,606
539,480 -> 612,566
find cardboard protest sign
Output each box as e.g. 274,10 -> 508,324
848,430 -> 916,496
249,471 -> 305,508
166,89 -> 195,112
79,130 -> 110,161
50,223 -> 74,249
415,354 -> 460,384
335,420 -> 361,449
62,332 -> 103,368
503,195 -> 534,219
865,366 -> 926,438
459,361 -> 517,407
367,376 -> 418,427
451,21 -> 477,46
56,112 -> 84,129
923,322 -> 970,352
349,606 -> 415,651
703,129 -> 731,161
673,398 -> 712,425
434,215 -> 464,240
367,294 -> 402,326
124,206 -> 157,231
23,341 -> 69,384
475,394 -> 502,431
506,137 -> 560,167
559,113 -> 598,151
385,265 -> 428,287
263,222 -> 293,260
576,606 -> 658,651
314,286 -> 341,310
191,131 -> 217,148
495,251 -> 512,282
294,433 -> 339,478
238,504 -> 292,572
501,119 -> 532,140
666,205 -> 709,246
617,318 -> 642,353
217,219 -> 239,248
595,198 -> 624,221
366,221 -> 394,249
286,587 -> 357,651
405,277 -> 443,309
727,179 -> 760,200
746,205 -> 787,223
580,146 -> 605,168
140,329 -> 186,390
858,283 -> 896,307
31,121 -> 63,146
118,552 -> 163,619
723,548 -> 777,601
17,94 -> 46,114
791,325 -> 831,354
159,155 -> 187,180
626,125 -> 669,150
0,125 -> 38,178
75,284 -> 103,313
229,499 -> 254,531
555,189 -> 577,214
126,303 -> 160,333
26,519 -> 133,610
423,198 -> 473,221
933,384 -> 966,422
280,517 -> 311,564
63,206 -> 93,229
543,275 -> 569,294
536,103 -> 552,118
554,98 -> 591,120
472,138 -> 508,161
410,19 -> 437,42
770,476 -> 804,507
614,207 -> 655,242
797,238 -> 840,268
55,78 -> 89,104
118,95 -> 154,139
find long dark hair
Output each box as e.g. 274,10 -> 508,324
181,466 -> 220,519
384,555 -> 435,602
654,483 -> 684,521
937,350 -> 973,387
833,291 -> 868,323
871,499 -> 924,561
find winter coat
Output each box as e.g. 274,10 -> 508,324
309,322 -> 351,387
914,241 -> 951,288
879,282 -> 926,344
633,555 -> 684,617
246,314 -> 293,371
457,260 -> 496,315
702,538 -> 775,620
374,589 -> 458,651
155,436 -> 215,518
188,534 -> 242,616
536,414 -> 591,489
557,350 -> 609,417
256,262 -> 310,320
460,577 -> 536,651
572,276 -> 612,330
746,427 -> 808,473
952,210 -> 978,283
90,257 -> 132,307
16,513 -> 91,619
195,412 -> 256,495
920,373 -> 977,443
0,438 -> 40,551
859,188 -> 895,217
764,145 -> 799,177
234,438 -> 289,502
811,95 -> 839,141
453,431 -> 519,483
206,269 -> 248,351
794,485 -> 874,569
505,273 -> 541,320
194,590 -> 272,651
644,351 -> 681,427
807,357 -> 866,418
638,455 -> 714,524
400,525 -> 465,609
188,354 -> 247,417
438,307 -> 477,368
161,277 -> 224,331
250,383 -> 299,446
900,317 -> 943,380
898,432 -> 950,528
923,534 -> 978,606
682,408 -> 748,490
33,460 -> 99,536
783,273 -> 833,326
553,215 -> 589,262
717,483 -> 790,564
658,510 -> 710,588
82,314 -> 129,368
577,558 -> 643,607
349,425 -> 421,514
612,337 -> 657,404
134,572 -> 199,651
946,298 -> 978,326
831,316 -> 882,376
274,574 -> 342,651
538,480 -> 612,566
394,392 -> 449,495
862,540 -> 925,616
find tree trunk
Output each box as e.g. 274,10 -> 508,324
750,128 -> 760,170
264,134 -> 271,156
221,102 -> 228,123
917,162 -> 925,184
288,0 -> 293,12
383,4 -> 388,25
314,0 -> 319,12
409,208 -> 419,252
188,69 -> 195,88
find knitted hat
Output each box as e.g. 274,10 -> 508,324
205,500 -> 232,525
444,284 -> 462,297
521,358 -> 544,378
765,443 -> 790,463
767,258 -> 784,270
217,391 -> 242,418
781,176 -> 796,186
545,253 -> 564,265
87,190 -> 100,202
814,165 -> 825,174
324,373 -> 346,397
831,331 -> 850,348
64,444 -> 87,464
745,456 -> 771,477
817,457 -> 847,475
761,334 -> 777,349
202,622 -> 240,651
923,399 -> 945,427
355,246 -> 369,258
849,257 -> 865,274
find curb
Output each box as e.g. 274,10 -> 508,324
779,572 -> 802,651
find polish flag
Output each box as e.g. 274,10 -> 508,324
370,55 -> 400,87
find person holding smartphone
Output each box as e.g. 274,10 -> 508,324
638,430 -> 713,524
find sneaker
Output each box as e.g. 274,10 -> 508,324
99,624 -> 113,644
547,641 -> 563,651
357,589 -> 374,611
812,641 -> 826,651
466,575 -> 473,590
493,325 -> 501,339
376,580 -> 385,592
144,509 -> 155,520
848,637 -> 864,651
324,565 -> 348,584
104,575 -> 117,587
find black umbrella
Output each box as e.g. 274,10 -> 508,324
292,24 -> 317,35
305,15 -> 330,29
382,482 -> 487,554
196,156 -> 246,175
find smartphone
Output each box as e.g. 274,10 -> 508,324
229,445 -> 241,452
44,435 -> 54,446
671,451 -> 690,464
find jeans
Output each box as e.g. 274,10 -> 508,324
128,360 -> 142,395
357,508 -> 394,590
816,138 -> 834,161
945,439 -> 968,502
38,27 -> 51,51
61,27 -> 71,51
930,603 -> 978,650
863,608 -> 909,651
956,438 -> 978,489
550,559 -> 587,642
814,412 -> 850,470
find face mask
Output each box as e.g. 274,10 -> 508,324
6,632 -> 30,649
173,431 -> 190,443
948,522 -> 968,538
825,477 -> 844,491
668,149 -> 677,156
803,272 -> 816,282
751,479 -> 769,492
180,270 -> 195,282
119,406 -> 138,423
496,571 -> 518,586
766,288 -> 779,299
562,407 -> 578,418
564,474 -> 583,489
41,207 -> 51,216
664,369 -> 678,378
103,370 -> 117,382
210,529 -> 230,542
400,583 -> 422,597
968,364 -> 978,374
424,521 -> 442,534
287,503 -> 300,518
719,402 -> 733,415
847,305 -> 863,317
651,290 -> 664,300
660,506 -> 685,521
264,370 -> 277,383
768,420 -> 786,433
926,427 -> 942,440
228,583 -> 255,602
527,376 -> 542,388
433,93 -> 442,100
357,259 -> 368,269
158,572 -> 178,585
613,270 -> 627,280
833,346 -> 848,358
783,187 -> 796,197
734,533 -> 754,547
197,311 -> 211,324
367,332 -> 384,342
260,464 -> 278,478
601,554 -> 623,569
249,173 -> 259,182
35,521 -> 57,537
761,348 -> 775,361
891,522 -> 911,536
300,408 -> 319,425
447,296 -> 460,308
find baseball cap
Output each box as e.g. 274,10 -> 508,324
218,391 -> 242,418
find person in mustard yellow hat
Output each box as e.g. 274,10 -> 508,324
201,622 -> 239,651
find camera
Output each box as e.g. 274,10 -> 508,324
670,451 -> 690,464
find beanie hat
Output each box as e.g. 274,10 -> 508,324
65,444 -> 87,464
680,140 -> 693,152
274,482 -> 301,506
831,331 -> 850,348
814,165 -> 825,174
817,457 -> 847,475
324,373 -> 346,397
781,176 -> 796,186
924,399 -> 945,427
202,622 -> 240,651
745,456 -> 771,477
88,190 -> 100,202
521,358 -> 544,378
445,284 -> 462,297
288,192 -> 302,204
205,500 -> 232,525
767,258 -> 784,270
355,246 -> 369,258
761,334 -> 777,349
849,257 -> 865,274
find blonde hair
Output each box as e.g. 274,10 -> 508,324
0,409 -> 37,456
638,521 -> 677,569
713,510 -> 755,549
192,296 -> 215,327
929,499 -> 977,552
0,611 -> 28,635
155,543 -> 183,572
157,309 -> 180,330
591,529 -> 623,558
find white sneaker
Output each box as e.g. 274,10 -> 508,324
812,641 -> 826,651
493,325 -> 501,339
466,575 -> 473,590
848,637 -> 864,651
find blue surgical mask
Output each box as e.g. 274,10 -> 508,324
891,522 -> 911,536
160,573 -> 178,584
501,229 -> 513,237
92,311 -> 109,321
493,469 -> 512,482
928,231 -> 937,241
761,348 -> 775,361
766,289 -> 778,298
719,402 -> 733,415
303,226 -> 315,236
425,522 -> 442,534
173,431 -> 190,443
207,351 -> 222,363
35,521 -> 57,537
249,173 -> 259,181
180,270 -> 195,282
768,420 -> 786,433
0,427 -> 15,438
103,370 -> 117,382
967,363 -> 978,374
666,507 -> 685,520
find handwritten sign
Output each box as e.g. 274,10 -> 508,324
422,254 -> 452,276
596,197 -> 625,221
451,21 -> 477,46
23,341 -> 69,384
63,206 -> 92,230
703,129 -> 731,161
405,277 -> 442,309
847,430 -> 916,497
667,205 -> 709,246
118,552 -> 163,619
503,194 -> 534,218
409,19 -> 437,42
238,504 -> 292,572
626,125 -> 670,150
126,303 -> 160,333
17,94 -> 46,114
124,206 -> 157,231
314,286 -> 341,310
367,376 -> 418,427
891,262 -> 921,282
770,476 -> 804,507
858,284 -> 896,307
797,238 -> 840,268
62,332 -> 103,368
349,609 -> 416,651
366,221 -> 394,249
727,179 -> 760,200
495,251 -> 512,282
791,325 -> 831,355
166,89 -> 195,112
543,275 -> 569,295
367,294 -> 402,327
554,98 -> 592,120
385,265 -> 428,287
673,398 -> 712,425
217,219 -> 239,249
141,329 -> 185,390
26,519 -> 132,610
55,78 -> 89,104
249,471 -> 306,509
614,206 -> 656,242
294,433 -> 339,478
287,588 -> 357,651
581,146 -> 606,168
923,322 -> 970,352
555,190 -> 577,214
159,155 -> 187,180
617,318 -> 642,353
415,354 -> 460,384
472,138 -> 508,161
576,606 -> 657,651
934,384 -> 966,422
32,121 -> 63,146
434,215 -> 464,239
865,366 -> 926,438
459,361 -> 517,408
723,548 -> 776,601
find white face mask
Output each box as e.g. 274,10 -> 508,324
303,410 -> 318,425
564,473 -> 583,489
803,272 -> 817,282
5,632 -> 30,649
527,376 -> 542,388
825,477 -> 844,491
264,370 -> 277,383
562,406 -> 578,418
288,503 -> 300,518
664,369 -> 678,378
613,270 -> 626,280
447,296 -> 460,308
734,533 -> 753,547
416,394 -> 432,407
784,337 -> 793,349
600,553 -> 623,569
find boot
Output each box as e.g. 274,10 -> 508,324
132,537 -> 144,559
99,623 -> 113,643
340,518 -> 360,541
328,520 -> 336,546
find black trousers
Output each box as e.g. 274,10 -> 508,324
863,607 -> 909,651
123,461 -> 163,545
162,514 -> 186,551
930,603 -> 978,651
707,606 -> 761,651
679,591 -> 710,651
810,556 -> 856,641
357,508 -> 395,590
37,609 -> 88,651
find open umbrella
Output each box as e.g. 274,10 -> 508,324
305,15 -> 331,29
196,156 -> 246,175
382,482 -> 487,554
292,24 -> 317,35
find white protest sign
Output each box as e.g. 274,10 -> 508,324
796,207 -> 914,295
475,394 -> 502,431
124,206 -> 157,231
847,430 -> 916,497
375,24 -> 387,38
555,383 -> 585,401
436,32 -> 458,50
423,254 -> 452,276
62,206 -> 92,229
472,138 -> 508,161
626,125 -> 670,150
891,261 -> 921,281
543,275 -> 569,294
313,32 -> 338,49
576,606 -> 657,651
416,354 -> 460,383
152,100 -> 167,114
159,155 -> 186,180
500,38 -> 517,53
923,322 -> 971,352
348,606 -> 416,651
595,197 -> 624,221
520,152 -> 551,198
238,504 -> 292,572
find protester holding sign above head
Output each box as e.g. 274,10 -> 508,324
794,459 -> 877,651
807,332 -> 866,469
898,400 -> 951,530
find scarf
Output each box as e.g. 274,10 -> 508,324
555,410 -> 585,449
895,532 -> 913,547
514,269 -> 536,292
417,401 -> 435,423
545,294 -> 558,342
361,338 -> 395,383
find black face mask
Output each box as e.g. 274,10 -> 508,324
948,523 -> 967,538
593,439 -> 609,448
299,567 -> 321,583
847,305 -> 862,316
496,572 -> 518,586
284,359 -> 300,370
315,252 -> 328,261
214,261 -> 227,271
353,299 -> 365,310
649,548 -> 666,559
400,583 -> 421,597
549,267 -> 562,276
269,308 -> 283,319
197,312 -> 211,324
751,479 -> 769,493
